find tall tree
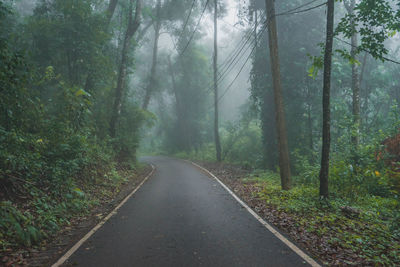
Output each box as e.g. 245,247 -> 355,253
319,0 -> 335,199
142,0 -> 161,110
344,0 -> 361,148
110,0 -> 142,138
214,0 -> 222,162
264,0 -> 291,190
106,0 -> 119,26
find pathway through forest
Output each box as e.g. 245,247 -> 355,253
59,156 -> 312,266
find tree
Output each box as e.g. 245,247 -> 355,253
344,0 -> 361,149
142,0 -> 162,110
214,0 -> 222,162
264,0 -> 291,190
110,0 -> 142,138
106,0 -> 119,26
319,0 -> 335,199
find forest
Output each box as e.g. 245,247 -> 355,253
1,0 -> 400,266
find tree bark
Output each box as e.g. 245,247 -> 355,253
265,0 -> 291,190
142,0 -> 161,110
109,0 -> 142,138
214,0 -> 222,162
106,0 -> 119,27
345,0 -> 360,148
319,0 -> 334,199
168,55 -> 189,151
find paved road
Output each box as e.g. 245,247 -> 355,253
64,156 -> 310,266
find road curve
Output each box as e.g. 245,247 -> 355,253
63,156 -> 310,266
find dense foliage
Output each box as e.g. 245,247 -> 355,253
0,0 -> 147,249
1,0 -> 400,264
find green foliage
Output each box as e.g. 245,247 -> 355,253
0,201 -> 40,248
336,0 -> 400,60
246,169 -> 400,265
221,119 -> 263,168
307,54 -> 323,78
0,0 -> 147,251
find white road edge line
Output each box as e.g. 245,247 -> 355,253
188,161 -> 321,267
52,164 -> 156,267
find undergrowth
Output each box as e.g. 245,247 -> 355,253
0,164 -> 136,251
244,171 -> 400,265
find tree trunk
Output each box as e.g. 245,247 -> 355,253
168,56 -> 189,151
109,0 -> 142,138
351,31 -> 360,147
142,0 -> 161,110
319,0 -> 335,199
214,0 -> 222,162
265,0 -> 291,190
345,0 -> 360,148
106,0 -> 119,26
168,56 -> 182,136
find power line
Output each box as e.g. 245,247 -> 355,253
171,0 -> 334,106
195,17 -> 259,94
205,13 -> 267,93
278,0 -> 322,15
203,23 -> 258,94
213,1 -> 332,104
177,0 -> 196,43
334,36 -> 400,65
179,0 -> 210,57
211,1 -> 327,97
276,1 -> 327,17
216,22 -> 269,104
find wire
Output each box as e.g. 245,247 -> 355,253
216,22 -> 269,104
177,0 -> 196,43
179,0 -> 210,57
205,13 -> 267,93
334,36 -> 400,65
278,0 -> 321,14
276,1 -> 327,17
212,1 -> 328,95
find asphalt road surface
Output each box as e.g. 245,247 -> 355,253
63,156 -> 310,267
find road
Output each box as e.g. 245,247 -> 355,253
63,156 -> 310,266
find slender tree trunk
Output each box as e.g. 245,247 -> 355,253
265,0 -> 291,190
254,10 -> 258,47
351,31 -> 360,146
319,0 -> 334,199
168,56 -> 188,151
168,55 -> 182,131
109,0 -> 142,138
142,0 -> 161,110
307,87 -> 313,153
359,52 -> 368,86
168,56 -> 179,111
214,0 -> 222,162
106,0 -> 119,26
345,0 -> 360,148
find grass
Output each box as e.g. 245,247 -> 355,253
243,171 -> 400,265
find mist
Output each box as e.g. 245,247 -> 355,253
1,0 -> 400,265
